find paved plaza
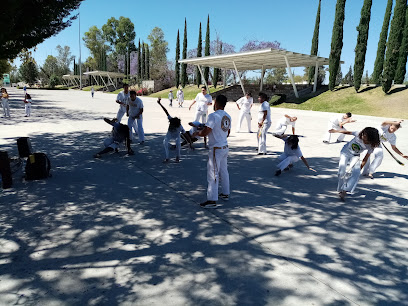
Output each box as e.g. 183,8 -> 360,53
0,87 -> 407,305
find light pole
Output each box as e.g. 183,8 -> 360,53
78,9 -> 82,89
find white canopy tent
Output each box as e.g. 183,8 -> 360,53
179,48 -> 344,98
83,71 -> 126,91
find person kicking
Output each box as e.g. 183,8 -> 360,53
193,94 -> 231,208
323,112 -> 356,143
273,114 -> 297,136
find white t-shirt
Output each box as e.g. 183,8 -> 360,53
205,110 -> 231,148
258,101 -> 271,123
237,96 -> 253,113
177,90 -> 184,101
194,93 -> 212,112
283,136 -> 303,157
117,91 -> 130,109
342,131 -> 374,156
331,115 -> 346,127
25,99 -> 32,104
279,116 -> 296,127
378,125 -> 396,146
166,115 -> 185,139
128,97 -> 143,118
168,92 -> 174,99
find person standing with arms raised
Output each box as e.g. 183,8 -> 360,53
193,94 -> 231,208
115,84 -> 130,122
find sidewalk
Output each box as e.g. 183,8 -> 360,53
1,88 -> 407,305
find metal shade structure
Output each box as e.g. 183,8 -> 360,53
62,74 -> 88,87
179,48 -> 344,98
83,71 -> 126,91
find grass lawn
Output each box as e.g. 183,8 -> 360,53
274,85 -> 408,119
148,84 -> 225,100
82,85 -> 104,91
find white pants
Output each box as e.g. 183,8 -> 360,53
361,147 -> 383,175
25,104 -> 31,116
258,122 -> 271,153
178,98 -> 184,105
277,153 -> 299,171
273,123 -> 287,136
116,105 -> 127,122
128,116 -> 144,142
2,99 -> 10,117
236,111 -> 251,132
324,122 -> 346,142
194,111 -> 207,123
163,135 -> 181,159
104,137 -> 119,150
337,153 -> 361,193
207,147 -> 229,201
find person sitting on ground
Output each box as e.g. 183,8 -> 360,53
94,118 -> 134,158
273,134 -> 315,176
157,98 -> 193,163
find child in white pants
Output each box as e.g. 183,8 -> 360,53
330,127 -> 380,201
23,94 -> 32,117
274,135 -> 315,176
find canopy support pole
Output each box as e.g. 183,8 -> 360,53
223,69 -> 226,88
260,64 -> 265,92
313,61 -> 319,92
99,74 -> 109,91
91,75 -> 99,86
284,55 -> 299,98
197,65 -> 210,93
107,74 -> 116,90
233,61 -> 246,96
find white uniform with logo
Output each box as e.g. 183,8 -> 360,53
116,91 -> 130,122
193,92 -> 212,123
338,131 -> 374,193
236,96 -> 253,132
362,125 -> 396,175
324,114 -> 348,142
277,136 -> 303,170
163,116 -> 185,159
274,116 -> 296,136
205,110 -> 231,201
127,97 -> 144,142
257,101 -> 271,154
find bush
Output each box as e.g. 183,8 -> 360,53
49,74 -> 60,88
137,88 -> 148,96
269,94 -> 286,105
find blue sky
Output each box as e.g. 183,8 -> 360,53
30,0 -> 391,77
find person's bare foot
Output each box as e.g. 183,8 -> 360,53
368,173 -> 374,179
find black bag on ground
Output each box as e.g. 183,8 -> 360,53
25,153 -> 51,180
17,137 -> 32,158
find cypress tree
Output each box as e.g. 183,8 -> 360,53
395,5 -> 408,84
175,29 -> 180,88
308,0 -> 321,84
146,44 -> 150,79
181,18 -> 188,87
329,0 -> 347,91
382,0 -> 407,93
138,39 -> 142,80
354,0 -> 373,92
196,22 -> 202,87
372,0 -> 393,84
73,58 -> 76,75
142,41 -> 146,80
204,15 -> 210,85
213,42 -> 222,88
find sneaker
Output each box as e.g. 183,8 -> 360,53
219,193 -> 229,201
257,152 -> 266,155
275,170 -> 282,176
200,201 -> 219,208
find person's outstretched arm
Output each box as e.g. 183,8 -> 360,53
301,156 -> 316,172
189,100 -> 196,111
391,145 -> 408,159
329,129 -> 354,135
157,98 -> 170,117
104,118 -> 115,126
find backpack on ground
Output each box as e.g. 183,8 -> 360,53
25,153 -> 51,180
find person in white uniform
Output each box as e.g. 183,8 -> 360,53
273,135 -> 315,176
1,88 -> 10,118
257,92 -> 271,155
126,90 -> 145,144
362,120 -> 407,178
115,84 -> 130,122
193,94 -> 231,208
23,93 -> 32,117
273,114 -> 297,136
323,112 -> 355,143
235,92 -> 253,133
176,87 -> 184,107
329,127 -> 380,201
189,86 -> 212,123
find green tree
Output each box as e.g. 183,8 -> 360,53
49,74 -> 60,88
372,0 -> 393,84
213,42 -> 222,88
138,39 -> 142,80
265,68 -> 287,84
19,61 -> 38,86
354,0 -> 373,92
0,60 -> 12,75
204,15 -> 210,84
395,5 -> 408,84
142,42 -> 146,79
175,30 -> 180,88
146,44 -> 150,79
196,22 -> 203,87
1,0 -> 82,60
83,26 -> 108,70
40,55 -> 58,83
382,0 -> 407,93
329,0 -> 347,90
56,45 -> 74,75
147,27 -> 169,80
308,0 -> 321,84
181,19 -> 188,87
344,65 -> 354,85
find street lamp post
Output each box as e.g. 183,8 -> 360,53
79,9 -> 82,90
